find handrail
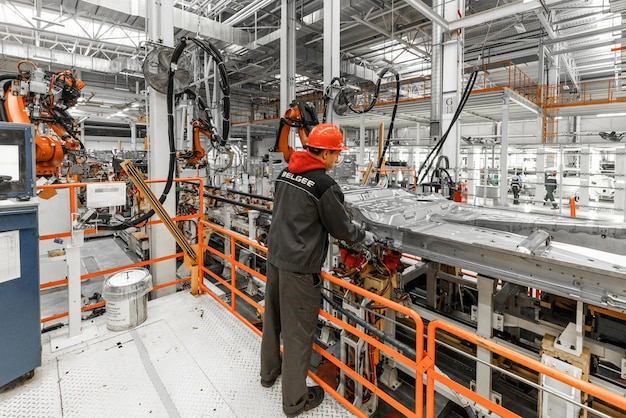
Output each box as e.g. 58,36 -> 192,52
199,219 -> 427,417
426,319 -> 626,417
199,217 -> 626,417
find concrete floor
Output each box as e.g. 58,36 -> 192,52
0,291 -> 354,418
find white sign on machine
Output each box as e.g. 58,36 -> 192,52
86,182 -> 126,208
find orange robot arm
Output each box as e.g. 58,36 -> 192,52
271,100 -> 319,162
2,67 -> 84,176
3,86 -> 64,176
186,120 -> 207,164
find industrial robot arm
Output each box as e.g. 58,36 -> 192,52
1,62 -> 84,176
271,100 -> 318,162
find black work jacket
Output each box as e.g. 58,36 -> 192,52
267,165 -> 364,273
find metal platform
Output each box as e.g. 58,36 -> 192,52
0,291 -> 353,418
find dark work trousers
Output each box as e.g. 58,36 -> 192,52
261,261 -> 322,415
511,184 -> 520,204
545,187 -> 558,208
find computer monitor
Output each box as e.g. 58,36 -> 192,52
0,123 -> 36,199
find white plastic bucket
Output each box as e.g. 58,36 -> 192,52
103,268 -> 152,331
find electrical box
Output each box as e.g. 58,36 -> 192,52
0,203 -> 41,388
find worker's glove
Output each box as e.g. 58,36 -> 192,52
362,230 -> 377,246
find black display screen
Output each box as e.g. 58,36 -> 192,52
0,123 -> 35,198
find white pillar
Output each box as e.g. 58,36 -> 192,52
280,0 -> 297,152
130,121 -> 137,151
147,0 -> 176,298
439,0 -> 464,181
578,146 -> 591,205
323,0 -> 341,125
246,123 -> 252,173
358,114 -> 366,166
499,94 -> 510,206
615,144 -> 626,220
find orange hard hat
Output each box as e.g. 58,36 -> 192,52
306,123 -> 348,151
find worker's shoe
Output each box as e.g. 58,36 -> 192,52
284,386 -> 325,417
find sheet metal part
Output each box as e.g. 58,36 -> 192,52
436,204 -> 626,255
342,186 -> 626,312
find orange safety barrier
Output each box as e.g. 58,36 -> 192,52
37,177 -> 205,324
569,196 -> 576,217
200,220 -> 427,417
426,320 -> 626,417
199,218 -> 626,417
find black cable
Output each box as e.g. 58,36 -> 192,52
204,186 -> 274,202
375,69 -> 401,181
319,68 -> 401,183
204,191 -> 272,214
0,76 -> 19,122
191,38 -> 230,145
349,67 -> 391,114
322,67 -> 392,123
415,70 -> 478,186
50,108 -> 86,149
417,72 -> 476,185
100,37 -> 231,230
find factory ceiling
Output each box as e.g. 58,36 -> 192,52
0,0 -> 623,132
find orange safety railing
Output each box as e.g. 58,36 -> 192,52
37,177 -> 205,324
198,218 -> 626,417
544,77 -> 626,107
426,320 -> 626,417
233,63 -> 626,128
198,220 -> 428,417
471,60 -> 540,105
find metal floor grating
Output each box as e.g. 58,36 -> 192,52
0,291 -> 354,418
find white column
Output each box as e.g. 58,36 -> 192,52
440,0 -> 464,181
467,147 -> 477,202
130,121 -> 137,150
246,123 -> 252,173
535,146 -> 546,203
358,114 -> 366,166
616,144 -> 626,220
147,0 -> 176,298
578,146 -> 591,205
499,94 -> 510,206
280,0 -> 296,123
323,0 -> 341,125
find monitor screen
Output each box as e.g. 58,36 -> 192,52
0,123 -> 35,199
